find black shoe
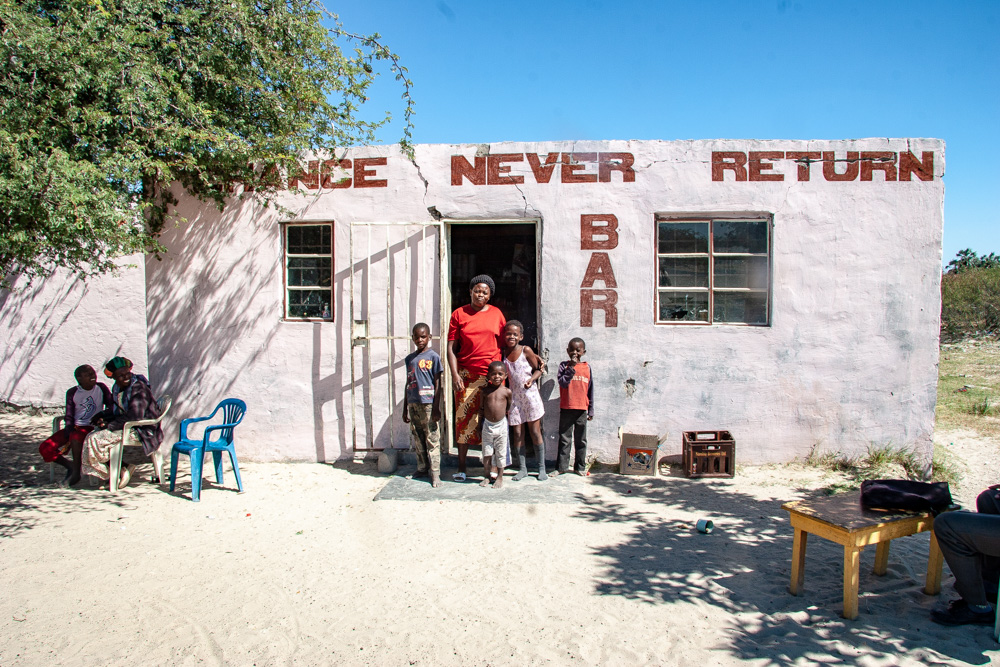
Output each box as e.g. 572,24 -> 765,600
930,599 -> 995,626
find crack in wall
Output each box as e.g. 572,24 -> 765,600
405,151 -> 431,210
512,180 -> 542,217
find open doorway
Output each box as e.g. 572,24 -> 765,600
449,223 -> 539,349
448,222 -> 543,460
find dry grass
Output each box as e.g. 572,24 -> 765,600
936,339 -> 1000,438
804,442 -> 962,495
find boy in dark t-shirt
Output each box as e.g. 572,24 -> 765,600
402,323 -> 444,487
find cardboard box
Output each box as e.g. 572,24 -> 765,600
620,432 -> 660,476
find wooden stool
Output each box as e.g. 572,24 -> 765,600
782,493 -> 944,619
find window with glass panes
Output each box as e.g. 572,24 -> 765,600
655,217 -> 770,325
283,223 -> 333,320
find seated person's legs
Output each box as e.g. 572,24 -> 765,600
976,487 -> 1000,515
66,426 -> 91,486
82,428 -> 135,488
975,487 -> 1000,595
931,509 -> 1000,625
39,430 -> 73,482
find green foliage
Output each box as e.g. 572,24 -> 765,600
940,266 -> 1000,341
967,393 -> 994,417
805,444 -> 961,493
0,0 -> 413,285
806,444 -> 918,480
947,248 -> 1000,274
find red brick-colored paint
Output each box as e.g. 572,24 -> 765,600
354,157 -> 388,188
712,152 -> 748,181
487,154 -> 525,185
451,152 -> 636,185
526,153 -> 560,183
451,155 -> 486,185
288,160 -> 321,189
822,151 -> 860,181
785,151 -> 822,181
581,252 -> 618,289
713,150 -> 936,183
580,214 -> 619,250
580,290 -> 619,327
288,157 -> 386,189
561,153 -> 599,183
321,159 -> 352,189
860,152 -> 897,181
899,151 -> 935,181
598,152 -> 636,183
748,152 -> 785,182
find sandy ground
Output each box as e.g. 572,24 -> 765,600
1,413 -> 999,667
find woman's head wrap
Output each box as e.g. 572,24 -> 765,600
469,274 -> 495,296
104,356 -> 133,378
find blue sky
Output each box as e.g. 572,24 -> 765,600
333,1 -> 998,266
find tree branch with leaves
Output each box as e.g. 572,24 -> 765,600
0,0 -> 414,286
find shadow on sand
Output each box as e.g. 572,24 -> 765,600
576,474 -> 995,666
0,413 -> 150,538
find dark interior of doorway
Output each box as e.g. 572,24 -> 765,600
450,223 -> 538,349
450,223 -> 543,459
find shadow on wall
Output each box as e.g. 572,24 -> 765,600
329,226 -> 440,457
146,202 -> 440,461
149,204 -> 438,461
0,274 -> 88,400
146,200 -> 282,454
577,475 -> 992,665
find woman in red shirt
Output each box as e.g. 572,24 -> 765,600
447,274 -> 506,481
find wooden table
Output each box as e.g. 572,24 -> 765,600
781,493 -> 944,619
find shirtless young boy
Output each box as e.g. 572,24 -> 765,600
479,360 -> 512,489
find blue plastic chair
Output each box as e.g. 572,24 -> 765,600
169,399 -> 246,502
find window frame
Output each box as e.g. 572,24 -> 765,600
654,214 -> 772,327
281,221 -> 334,322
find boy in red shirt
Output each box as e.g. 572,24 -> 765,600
553,337 -> 594,476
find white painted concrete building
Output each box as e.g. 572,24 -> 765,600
1,259 -> 148,407
2,139 -> 945,466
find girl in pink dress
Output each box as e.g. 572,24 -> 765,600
502,321 -> 547,481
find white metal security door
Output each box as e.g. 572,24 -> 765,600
349,221 -> 448,452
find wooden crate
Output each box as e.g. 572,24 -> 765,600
682,430 -> 735,478
619,432 -> 660,476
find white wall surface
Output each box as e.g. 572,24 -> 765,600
1,258 -> 149,406
149,139 -> 944,464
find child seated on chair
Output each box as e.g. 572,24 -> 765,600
38,364 -> 112,486
82,357 -> 164,489
479,361 -> 511,489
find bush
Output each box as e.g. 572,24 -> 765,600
806,444 -> 962,494
941,267 -> 1000,342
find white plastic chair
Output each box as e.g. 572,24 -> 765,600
48,415 -> 67,482
108,395 -> 172,493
